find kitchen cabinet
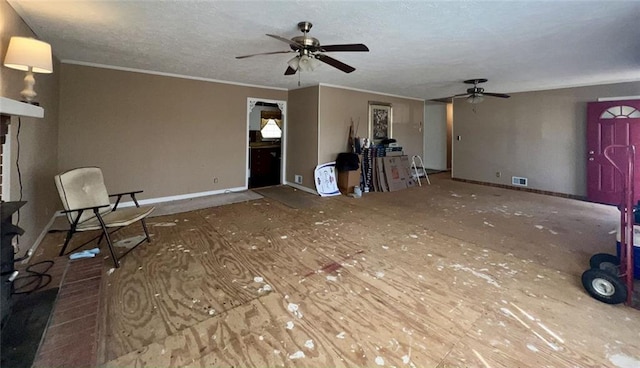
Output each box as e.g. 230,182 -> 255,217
250,144 -> 281,188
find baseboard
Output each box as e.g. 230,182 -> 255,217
284,181 -> 319,196
117,186 -> 248,208
35,186 -> 251,262
451,177 -> 584,200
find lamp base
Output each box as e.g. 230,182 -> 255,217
19,69 -> 37,104
19,100 -> 40,106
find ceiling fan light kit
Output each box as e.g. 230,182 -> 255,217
467,95 -> 484,104
236,21 -> 369,76
454,79 -> 510,104
287,52 -> 320,72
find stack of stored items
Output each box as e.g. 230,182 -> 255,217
360,148 -> 415,192
336,153 -> 361,195
385,146 -> 403,156
381,139 -> 403,157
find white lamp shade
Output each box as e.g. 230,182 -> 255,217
467,94 -> 484,104
4,37 -> 53,73
287,55 -> 300,70
298,55 -> 320,71
287,54 -> 321,72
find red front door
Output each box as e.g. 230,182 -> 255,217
587,100 -> 640,205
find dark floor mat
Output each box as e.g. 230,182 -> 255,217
1,288 -> 59,368
253,185 -> 322,209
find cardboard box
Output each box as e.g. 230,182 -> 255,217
382,156 -> 408,192
399,155 -> 416,187
338,169 -> 361,194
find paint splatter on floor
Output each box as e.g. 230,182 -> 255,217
152,222 -> 177,227
450,264 -> 500,288
304,340 -> 314,349
608,353 -> 640,368
289,351 -> 305,360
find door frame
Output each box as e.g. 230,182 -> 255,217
246,98 -> 287,189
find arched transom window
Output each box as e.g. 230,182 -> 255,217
600,105 -> 640,119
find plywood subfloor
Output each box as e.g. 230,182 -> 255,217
34,173 -> 640,367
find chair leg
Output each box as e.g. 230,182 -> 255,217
97,232 -> 104,245
102,228 -> 119,268
95,216 -> 119,268
141,219 -> 151,243
59,230 -> 74,256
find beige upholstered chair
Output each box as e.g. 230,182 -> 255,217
55,167 -> 155,267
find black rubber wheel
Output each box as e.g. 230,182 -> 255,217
581,268 -> 627,305
589,253 -> 620,275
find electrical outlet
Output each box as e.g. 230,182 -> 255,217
496,171 -> 501,178
294,175 -> 303,184
213,177 -> 218,184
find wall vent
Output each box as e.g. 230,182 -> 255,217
512,176 -> 528,187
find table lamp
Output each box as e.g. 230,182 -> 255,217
3,37 -> 53,104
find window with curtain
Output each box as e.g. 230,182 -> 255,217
260,118 -> 282,139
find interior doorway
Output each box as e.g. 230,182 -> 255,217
246,98 -> 287,189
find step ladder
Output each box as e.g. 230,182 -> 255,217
411,155 -> 430,186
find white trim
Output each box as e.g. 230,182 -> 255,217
59,61 -> 640,99
0,97 -> 44,118
246,98 -> 287,188
319,83 -> 425,102
284,181 -> 319,196
22,212 -> 58,264
501,78 -> 640,96
116,186 -> 248,208
317,86 -> 322,166
246,100 -> 251,188
422,101 -> 427,168
598,96 -> 640,102
2,123 -> 11,200
30,186 -> 249,262
281,102 -> 288,185
62,60 -> 288,91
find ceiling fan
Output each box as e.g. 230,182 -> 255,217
235,21 -> 369,75
454,79 -> 510,104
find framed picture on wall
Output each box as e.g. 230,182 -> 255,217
368,103 -> 392,143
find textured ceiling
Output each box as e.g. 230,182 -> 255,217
8,1 -> 640,100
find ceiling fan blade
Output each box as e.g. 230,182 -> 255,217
236,50 -> 294,59
484,92 -> 511,98
320,43 -> 369,52
316,54 -> 355,73
284,66 -> 297,75
453,93 -> 471,97
266,34 -> 302,49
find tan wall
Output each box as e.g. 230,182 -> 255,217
452,82 -> 640,196
318,86 -> 424,164
286,86 -> 318,190
58,63 -> 286,200
1,0 -> 60,256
